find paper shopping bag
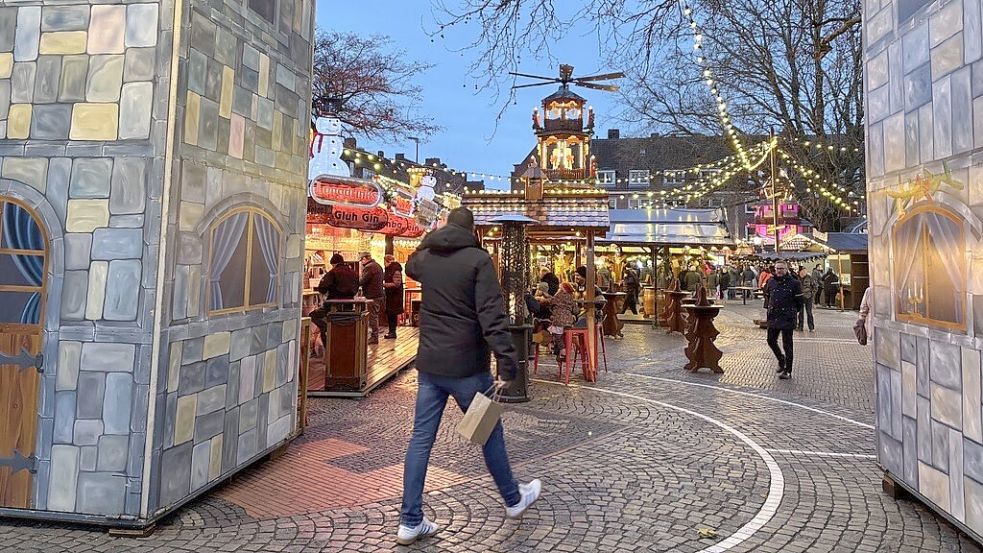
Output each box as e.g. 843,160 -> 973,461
456,390 -> 504,446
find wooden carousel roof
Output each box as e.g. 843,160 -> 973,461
463,189 -> 610,230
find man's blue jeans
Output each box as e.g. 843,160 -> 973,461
400,371 -> 521,527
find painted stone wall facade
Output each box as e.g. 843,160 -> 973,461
0,0 -> 313,524
0,0 -> 173,518
867,0 -> 983,540
149,0 -> 312,515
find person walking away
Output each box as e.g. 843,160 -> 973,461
812,265 -> 824,304
383,254 -> 404,339
763,261 -> 803,379
622,267 -> 641,315
796,267 -> 817,332
359,252 -> 385,344
310,254 -> 359,344
684,265 -> 702,292
707,267 -> 720,299
727,265 -> 739,299
719,268 -> 731,301
398,207 -> 541,545
822,268 -> 839,308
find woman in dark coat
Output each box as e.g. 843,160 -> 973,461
383,254 -> 404,339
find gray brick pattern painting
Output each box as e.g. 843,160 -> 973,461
0,0 -> 313,526
867,0 -> 983,540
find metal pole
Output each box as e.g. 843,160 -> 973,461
770,128 -> 780,253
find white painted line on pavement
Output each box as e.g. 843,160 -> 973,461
532,379 -> 784,553
625,373 -> 875,430
764,449 -> 877,460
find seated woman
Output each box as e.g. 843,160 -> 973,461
524,282 -> 553,320
548,283 -> 578,359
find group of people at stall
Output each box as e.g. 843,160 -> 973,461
524,266 -> 607,363
309,251 -> 406,345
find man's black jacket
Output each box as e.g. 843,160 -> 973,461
406,223 -> 518,380
763,273 -> 804,330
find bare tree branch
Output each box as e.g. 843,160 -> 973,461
312,30 -> 441,142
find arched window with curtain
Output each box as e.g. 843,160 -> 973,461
207,207 -> 282,315
0,199 -> 47,327
893,204 -> 967,331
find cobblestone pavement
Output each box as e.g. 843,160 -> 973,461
2,301 -> 981,552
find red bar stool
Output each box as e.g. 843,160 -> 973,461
564,327 -> 592,384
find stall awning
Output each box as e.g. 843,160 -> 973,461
781,231 -> 868,254
463,190 -> 610,230
600,208 -> 736,247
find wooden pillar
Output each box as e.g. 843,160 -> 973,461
650,246 -> 660,328
586,231 -> 597,378
837,252 -> 845,311
576,241 -> 583,271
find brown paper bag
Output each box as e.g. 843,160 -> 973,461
456,389 -> 504,446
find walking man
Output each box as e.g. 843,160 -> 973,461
398,207 -> 541,545
796,267 -> 817,332
763,261 -> 803,379
359,252 -> 385,344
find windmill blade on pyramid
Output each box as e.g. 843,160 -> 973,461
508,71 -> 561,81
573,71 -> 625,82
575,82 -> 620,92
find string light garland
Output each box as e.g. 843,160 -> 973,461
783,136 -> 862,155
777,149 -> 859,213
679,1 -> 755,170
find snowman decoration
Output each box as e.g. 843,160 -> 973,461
414,174 -> 439,227
308,114 -> 350,181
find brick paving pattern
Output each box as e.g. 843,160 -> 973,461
1,300 -> 981,552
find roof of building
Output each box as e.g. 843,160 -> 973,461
591,134 -> 735,174
543,86 -> 586,103
462,189 -> 610,230
601,208 -> 735,246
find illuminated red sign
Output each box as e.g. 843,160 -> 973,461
327,205 -> 388,231
381,214 -> 425,237
309,176 -> 383,208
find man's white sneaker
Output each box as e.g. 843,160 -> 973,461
396,518 -> 439,545
505,479 -> 542,519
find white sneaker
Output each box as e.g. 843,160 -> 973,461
396,517 -> 439,545
505,479 -> 543,519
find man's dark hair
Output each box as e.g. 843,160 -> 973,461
447,207 -> 474,230
576,266 -> 587,279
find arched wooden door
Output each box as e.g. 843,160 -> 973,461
0,198 -> 47,509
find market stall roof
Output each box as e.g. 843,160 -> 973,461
782,231 -> 869,254
734,250 -> 827,262
463,189 -> 610,230
600,208 -> 736,247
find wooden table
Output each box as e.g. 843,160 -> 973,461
683,303 -> 724,373
731,286 -> 755,305
601,292 -> 626,338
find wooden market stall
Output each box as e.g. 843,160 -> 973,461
463,183 -> 611,382
303,120 -> 456,396
599,208 -> 737,323
781,231 -> 869,310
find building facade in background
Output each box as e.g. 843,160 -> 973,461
867,0 -> 983,540
0,0 -> 314,526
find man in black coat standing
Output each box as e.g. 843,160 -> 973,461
763,261 -> 803,379
397,207 -> 541,546
359,252 -> 385,344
